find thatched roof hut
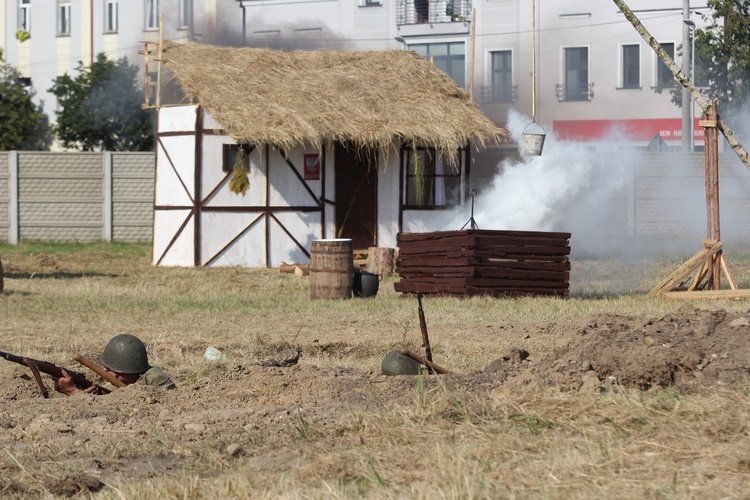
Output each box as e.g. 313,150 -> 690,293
161,42 -> 506,155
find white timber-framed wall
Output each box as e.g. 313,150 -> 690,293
153,104 -> 478,268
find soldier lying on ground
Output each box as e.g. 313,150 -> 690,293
55,334 -> 176,395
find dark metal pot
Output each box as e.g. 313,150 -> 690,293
352,270 -> 381,298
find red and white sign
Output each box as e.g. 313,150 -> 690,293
304,154 -> 320,180
553,118 -> 704,142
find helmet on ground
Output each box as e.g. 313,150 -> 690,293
98,334 -> 151,374
381,350 -> 421,376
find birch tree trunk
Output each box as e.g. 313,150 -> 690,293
613,0 -> 750,171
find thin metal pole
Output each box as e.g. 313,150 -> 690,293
531,0 -> 537,120
469,8 -> 476,99
681,0 -> 691,152
691,26 -> 695,152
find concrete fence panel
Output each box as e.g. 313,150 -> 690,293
1,151 -> 155,244
0,153 -> 8,244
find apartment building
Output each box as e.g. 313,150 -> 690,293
0,0 -> 221,133
1,1 -> 707,151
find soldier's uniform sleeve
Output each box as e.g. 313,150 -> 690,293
139,366 -> 176,389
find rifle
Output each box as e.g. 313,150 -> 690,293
400,348 -> 451,374
416,291 -> 435,373
1,350 -> 110,397
74,354 -> 126,388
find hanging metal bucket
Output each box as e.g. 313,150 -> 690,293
522,121 -> 546,156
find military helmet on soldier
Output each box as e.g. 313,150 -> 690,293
98,334 -> 151,374
381,350 -> 421,376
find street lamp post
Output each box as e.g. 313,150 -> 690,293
681,0 -> 692,152
685,18 -> 696,152
236,1 -> 247,46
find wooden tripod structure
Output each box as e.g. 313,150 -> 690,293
649,101 -> 748,300
612,0 -> 750,299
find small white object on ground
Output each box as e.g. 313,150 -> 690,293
204,346 -> 222,361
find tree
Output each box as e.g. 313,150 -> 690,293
0,50 -> 51,150
49,54 -> 154,151
694,1 -> 750,128
660,2 -> 750,137
613,0 -> 750,170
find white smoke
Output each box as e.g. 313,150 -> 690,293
448,110 -> 636,257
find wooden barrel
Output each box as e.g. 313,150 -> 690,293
309,239 -> 353,300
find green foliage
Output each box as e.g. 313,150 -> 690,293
229,146 -> 250,196
49,53 -> 154,151
15,30 -> 30,42
411,145 -> 425,206
668,2 -> 750,139
0,51 -> 51,150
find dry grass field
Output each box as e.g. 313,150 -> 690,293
1,242 -> 750,498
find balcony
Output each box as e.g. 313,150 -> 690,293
396,0 -> 472,26
555,82 -> 595,102
480,86 -> 518,105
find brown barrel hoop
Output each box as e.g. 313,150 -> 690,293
309,239 -> 354,300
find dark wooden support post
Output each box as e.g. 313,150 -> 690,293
194,106 -> 204,267
265,144 -> 271,268
398,145 -> 405,234
702,100 -> 721,290
321,143 -> 326,239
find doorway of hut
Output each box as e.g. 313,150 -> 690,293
334,142 -> 377,250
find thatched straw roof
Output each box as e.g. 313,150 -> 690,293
161,42 -> 505,155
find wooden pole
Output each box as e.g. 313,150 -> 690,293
156,13 -> 164,109
143,42 -> 151,107
613,0 -> 750,172
708,103 -> 719,290
710,101 -> 721,289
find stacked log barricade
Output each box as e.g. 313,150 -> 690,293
394,229 -> 571,297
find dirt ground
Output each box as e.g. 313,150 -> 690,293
2,304 -> 750,496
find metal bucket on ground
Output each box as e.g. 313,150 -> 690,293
309,239 -> 353,299
353,270 -> 381,298
522,121 -> 546,156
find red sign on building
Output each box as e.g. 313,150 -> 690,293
553,118 -> 703,142
304,154 -> 320,180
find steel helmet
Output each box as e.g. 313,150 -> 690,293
98,334 -> 151,374
381,350 -> 421,376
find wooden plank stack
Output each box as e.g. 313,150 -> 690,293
394,229 -> 571,297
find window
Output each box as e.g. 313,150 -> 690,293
362,0 -> 381,5
403,148 -> 461,208
414,0 -> 429,23
105,0 -> 118,33
412,42 -> 465,88
19,0 -> 30,30
564,47 -> 589,101
145,0 -> 159,30
490,50 -> 513,102
657,42 -> 675,87
222,144 -> 250,173
621,44 -> 639,89
179,0 -> 189,29
58,0 -> 71,36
